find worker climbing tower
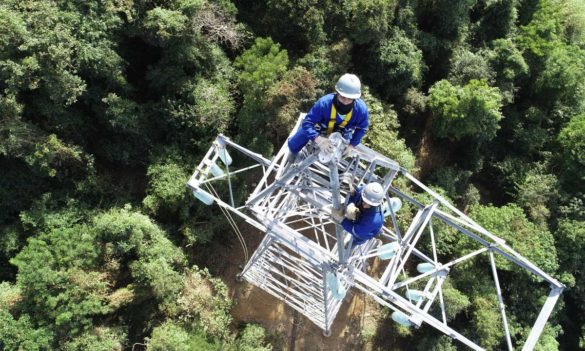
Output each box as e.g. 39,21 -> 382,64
187,114 -> 564,350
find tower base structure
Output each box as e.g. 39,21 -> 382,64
188,114 -> 564,350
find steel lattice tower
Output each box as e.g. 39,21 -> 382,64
187,114 -> 564,350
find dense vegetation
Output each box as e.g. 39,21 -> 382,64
1,0 -> 584,349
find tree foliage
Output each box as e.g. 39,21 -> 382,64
0,0 -> 581,348
429,79 -> 503,143
469,204 -> 558,273
362,29 -> 425,99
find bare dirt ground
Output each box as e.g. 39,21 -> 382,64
414,119 -> 451,180
197,223 -> 398,351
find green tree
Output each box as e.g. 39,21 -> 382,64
486,39 -> 528,103
535,44 -> 585,111
297,39 -> 353,91
555,220 -> 585,312
515,167 -> 558,224
235,37 -> 289,102
341,0 -> 397,45
10,222 -> 110,337
143,160 -> 191,220
447,48 -> 494,85
471,0 -> 518,45
62,327 -> 126,351
429,79 -> 504,144
92,208 -> 187,315
177,266 -> 233,340
235,37 -> 289,152
361,87 -> 416,170
362,29 -> 425,99
262,0 -> 328,51
558,113 -> 585,191
0,310 -> 53,351
235,324 -> 272,351
147,321 -> 221,351
471,295 -> 503,350
469,204 -> 558,273
261,67 -> 320,146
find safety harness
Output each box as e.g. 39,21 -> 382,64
326,104 -> 353,135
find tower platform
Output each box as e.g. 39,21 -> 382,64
188,114 -> 563,350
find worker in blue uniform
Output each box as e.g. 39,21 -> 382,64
287,73 -> 369,158
332,182 -> 385,245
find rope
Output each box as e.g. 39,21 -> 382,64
205,183 -> 249,262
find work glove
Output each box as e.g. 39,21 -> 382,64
331,206 -> 345,223
345,203 -> 360,221
343,144 -> 356,157
341,173 -> 356,196
315,136 -> 334,153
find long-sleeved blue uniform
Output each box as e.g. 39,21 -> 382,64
341,186 -> 384,245
288,93 -> 369,154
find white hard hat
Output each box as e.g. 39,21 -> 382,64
335,73 -> 361,99
362,182 -> 384,206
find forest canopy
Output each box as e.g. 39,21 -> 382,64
1,0 -> 584,350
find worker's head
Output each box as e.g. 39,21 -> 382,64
335,74 -> 361,102
362,182 -> 384,207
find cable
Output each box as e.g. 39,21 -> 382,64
205,183 -> 249,262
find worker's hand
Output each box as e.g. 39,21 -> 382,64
343,144 -> 356,157
331,206 -> 345,223
315,136 -> 333,153
345,203 -> 360,221
341,173 -> 356,195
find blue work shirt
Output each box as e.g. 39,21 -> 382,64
287,93 -> 369,154
341,186 -> 384,245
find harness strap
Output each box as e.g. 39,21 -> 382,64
327,104 -> 353,135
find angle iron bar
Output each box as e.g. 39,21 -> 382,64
380,248 -> 401,286
488,245 -> 564,288
238,235 -> 274,278
385,194 -> 403,240
329,161 -> 346,264
308,213 -> 323,248
198,163 -> 263,185
489,251 -> 514,351
430,215 -> 567,287
379,240 -> 437,286
434,208 -> 500,242
270,245 -> 324,278
382,168 -> 400,190
355,276 -> 485,351
266,221 -> 337,264
217,134 -> 273,166
422,273 -> 447,314
387,203 -> 439,288
438,284 -> 448,324
403,203 -> 438,243
266,265 -> 325,299
266,221 -> 335,260
392,247 -> 489,290
520,287 -> 563,351
402,171 -> 507,243
266,249 -> 325,286
352,271 -> 484,351
187,185 -> 267,234
379,227 -> 399,241
414,275 -> 437,309
387,185 -> 495,245
247,155 -> 318,206
189,143 -> 218,184
258,268 -> 323,304
258,280 -> 326,329
248,147 -> 285,200
322,263 -> 331,331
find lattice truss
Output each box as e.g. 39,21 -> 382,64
187,114 -> 564,351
